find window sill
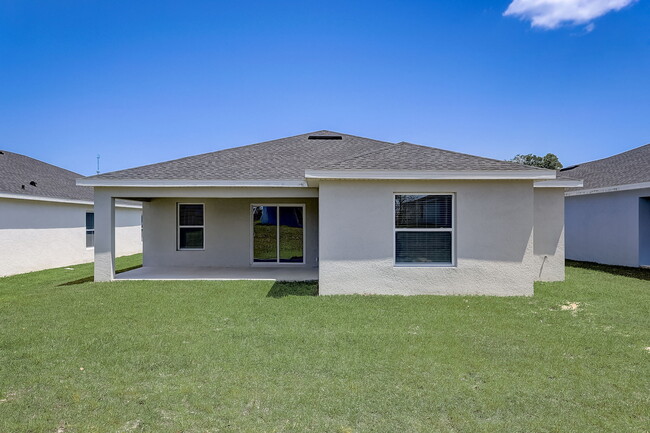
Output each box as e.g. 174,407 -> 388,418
252,262 -> 306,266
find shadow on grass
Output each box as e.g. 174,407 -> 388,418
567,260 -> 650,281
58,264 -> 143,287
267,280 -> 319,298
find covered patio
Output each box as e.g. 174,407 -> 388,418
115,265 -> 318,281
88,185 -> 319,282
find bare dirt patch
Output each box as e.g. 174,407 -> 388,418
555,302 -> 583,315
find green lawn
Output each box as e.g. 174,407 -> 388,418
0,256 -> 648,432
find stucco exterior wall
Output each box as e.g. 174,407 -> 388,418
533,188 -> 565,281
318,180 -> 546,296
0,198 -> 142,277
142,197 -> 318,269
565,188 -> 650,267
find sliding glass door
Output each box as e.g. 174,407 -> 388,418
252,205 -> 304,264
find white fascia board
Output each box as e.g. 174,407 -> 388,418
534,180 -> 583,188
565,181 -> 650,197
114,201 -> 144,209
304,170 -> 556,180
0,192 -> 142,208
76,179 -> 309,188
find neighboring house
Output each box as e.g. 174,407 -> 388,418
0,150 -> 143,277
78,131 -> 581,295
561,144 -> 650,268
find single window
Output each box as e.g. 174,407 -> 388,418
86,212 -> 95,248
394,194 -> 454,265
178,203 -> 204,250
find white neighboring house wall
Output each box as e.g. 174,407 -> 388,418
318,179 -> 565,296
0,196 -> 142,277
565,187 -> 650,267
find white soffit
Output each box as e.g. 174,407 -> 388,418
565,181 -> 650,197
534,180 -> 583,188
76,179 -> 309,188
304,170 -> 556,181
0,192 -> 142,208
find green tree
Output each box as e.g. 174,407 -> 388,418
511,153 -> 563,169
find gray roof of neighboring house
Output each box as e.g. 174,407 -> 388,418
0,150 -> 94,202
560,143 -> 650,190
83,130 -> 546,182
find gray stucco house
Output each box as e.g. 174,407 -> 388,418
561,144 -> 649,268
78,131 -> 581,295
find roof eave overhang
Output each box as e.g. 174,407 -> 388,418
76,179 -> 310,188
77,170 -> 558,189
534,180 -> 583,188
305,169 -> 556,183
0,192 -> 142,208
565,181 -> 650,197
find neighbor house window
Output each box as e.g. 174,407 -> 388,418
177,203 -> 204,250
86,212 -> 94,248
394,194 -> 454,265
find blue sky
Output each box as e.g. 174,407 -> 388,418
1,0 -> 648,175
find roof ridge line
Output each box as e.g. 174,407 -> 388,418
83,131 -> 328,179
562,143 -> 650,168
1,150 -> 83,177
84,130 -> 396,180
316,142 -> 397,168
397,141 -> 552,171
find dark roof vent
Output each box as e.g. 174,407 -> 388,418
29,180 -> 37,187
0,151 -> 4,155
308,135 -> 342,140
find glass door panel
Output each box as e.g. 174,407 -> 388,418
279,206 -> 304,263
253,206 -> 277,262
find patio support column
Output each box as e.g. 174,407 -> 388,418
94,188 -> 115,282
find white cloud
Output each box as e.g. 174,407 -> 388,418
503,0 -> 637,29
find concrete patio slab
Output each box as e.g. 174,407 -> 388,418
115,266 -> 318,282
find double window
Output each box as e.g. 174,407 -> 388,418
252,205 -> 305,264
86,212 -> 94,248
394,194 -> 454,266
177,203 -> 204,250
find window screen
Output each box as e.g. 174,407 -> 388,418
395,195 -> 452,229
178,204 -> 204,250
396,231 -> 452,263
86,212 -> 95,248
395,194 -> 453,265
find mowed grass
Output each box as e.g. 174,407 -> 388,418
0,256 -> 648,432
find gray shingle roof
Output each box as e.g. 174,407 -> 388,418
84,131 -> 545,182
560,144 -> 650,190
0,150 -> 93,202
318,141 -> 546,171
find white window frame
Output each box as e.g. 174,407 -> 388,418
177,203 -> 205,251
393,193 -> 456,267
250,203 -> 306,266
85,211 -> 95,249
